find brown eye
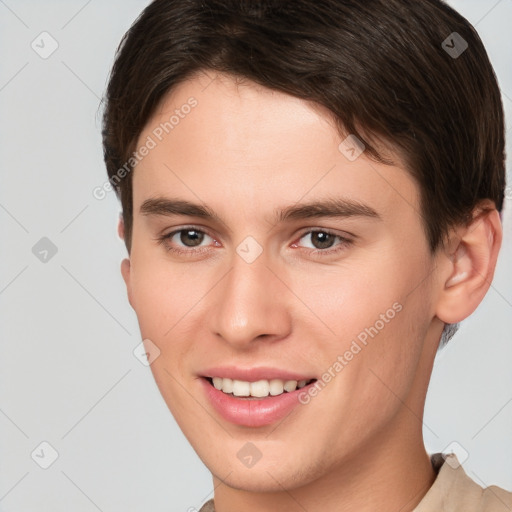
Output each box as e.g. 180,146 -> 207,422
294,229 -> 353,257
178,229 -> 205,247
158,227 -> 215,255
309,231 -> 336,250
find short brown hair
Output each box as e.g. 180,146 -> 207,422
102,0 -> 505,254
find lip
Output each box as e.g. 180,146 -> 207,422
201,366 -> 315,382
199,367 -> 317,428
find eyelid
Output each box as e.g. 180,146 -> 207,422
291,228 -> 354,253
160,224 -> 216,240
160,225 -> 352,242
295,226 -> 354,240
157,225 -> 355,256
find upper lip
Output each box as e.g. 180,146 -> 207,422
201,366 -> 316,382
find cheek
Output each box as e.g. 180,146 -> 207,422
292,248 -> 433,393
128,247 -> 200,335
127,248 -> 221,403
128,251 -> 208,422
289,253 -> 409,343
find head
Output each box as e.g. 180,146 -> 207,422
102,0 -> 504,496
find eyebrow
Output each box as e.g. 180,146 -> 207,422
140,197 -> 381,224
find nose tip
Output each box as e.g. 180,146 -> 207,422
209,256 -> 292,348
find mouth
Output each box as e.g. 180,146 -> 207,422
204,376 -> 317,399
200,372 -> 318,427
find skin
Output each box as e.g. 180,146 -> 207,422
119,71 -> 502,512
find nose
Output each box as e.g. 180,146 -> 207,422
208,250 -> 293,349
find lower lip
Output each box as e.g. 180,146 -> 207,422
200,378 -> 314,427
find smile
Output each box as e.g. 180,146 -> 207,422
200,369 -> 318,427
207,377 -> 314,398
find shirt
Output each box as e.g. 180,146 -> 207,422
198,453 -> 512,511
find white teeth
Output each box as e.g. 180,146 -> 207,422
284,380 -> 298,392
210,377 -> 312,397
232,380 -> 251,397
250,380 -> 270,397
222,378 -> 233,394
269,379 -> 284,396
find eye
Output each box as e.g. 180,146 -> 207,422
157,226 -> 353,258
158,227 -> 218,256
171,228 -> 208,247
293,229 -> 353,255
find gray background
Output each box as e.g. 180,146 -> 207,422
0,1 -> 511,510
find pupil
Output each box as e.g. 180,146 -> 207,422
181,230 -> 203,247
313,232 -> 333,249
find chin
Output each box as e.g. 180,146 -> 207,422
217,468 -> 299,493
204,451 -> 323,493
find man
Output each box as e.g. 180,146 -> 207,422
101,0 -> 511,510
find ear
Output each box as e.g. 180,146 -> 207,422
118,212 -> 125,240
121,258 -> 132,306
118,215 -> 133,306
435,201 -> 502,324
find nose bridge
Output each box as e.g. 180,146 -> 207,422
210,248 -> 291,347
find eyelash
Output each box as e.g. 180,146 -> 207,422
156,226 -> 353,258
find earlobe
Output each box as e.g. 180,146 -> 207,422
121,258 -> 133,307
118,215 -> 134,307
118,213 -> 125,240
435,205 -> 502,324
121,258 -> 131,284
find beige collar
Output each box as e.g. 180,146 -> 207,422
412,453 -> 512,512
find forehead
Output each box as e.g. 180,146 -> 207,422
147,71 -> 342,161
132,71 -> 420,227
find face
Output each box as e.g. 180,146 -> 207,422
122,71 -> 445,492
